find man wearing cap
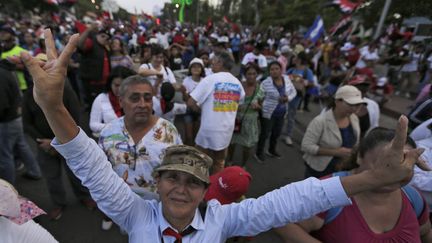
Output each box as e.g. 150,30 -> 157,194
77,23 -> 111,107
19,29 -> 428,243
0,26 -> 29,91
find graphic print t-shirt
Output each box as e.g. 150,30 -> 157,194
190,72 -> 245,150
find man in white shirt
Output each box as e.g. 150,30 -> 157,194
188,51 -> 245,174
355,43 -> 379,69
241,42 -> 268,72
19,29 -> 429,243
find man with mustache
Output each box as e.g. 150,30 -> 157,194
18,29 -> 430,243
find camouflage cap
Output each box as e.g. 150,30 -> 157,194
154,145 -> 213,184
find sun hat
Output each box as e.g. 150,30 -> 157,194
204,166 -> 251,204
335,85 -> 367,105
153,145 -> 213,184
0,179 -> 45,225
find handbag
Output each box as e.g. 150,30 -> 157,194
234,87 -> 257,133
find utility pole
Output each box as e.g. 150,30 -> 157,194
196,0 -> 200,25
374,0 -> 392,40
254,0 -> 260,27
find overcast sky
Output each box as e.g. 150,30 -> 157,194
115,0 -> 219,15
115,0 -> 170,14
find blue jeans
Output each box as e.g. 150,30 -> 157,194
285,95 -> 302,137
0,117 -> 41,185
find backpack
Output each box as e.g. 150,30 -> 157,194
324,171 -> 425,224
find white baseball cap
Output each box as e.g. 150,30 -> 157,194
335,85 -> 366,105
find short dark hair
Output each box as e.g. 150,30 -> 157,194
111,37 -> 126,55
105,66 -> 137,92
267,61 -> 282,73
119,75 -> 153,97
151,44 -> 165,56
341,127 -> 414,170
213,51 -> 234,70
244,62 -> 261,74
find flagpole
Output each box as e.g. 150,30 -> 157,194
196,0 -> 200,25
373,0 -> 392,40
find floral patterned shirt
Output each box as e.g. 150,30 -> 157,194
99,117 -> 182,198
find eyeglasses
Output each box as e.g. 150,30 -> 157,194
128,92 -> 153,103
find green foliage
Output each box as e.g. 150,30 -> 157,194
159,0 -> 432,31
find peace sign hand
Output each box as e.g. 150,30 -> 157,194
20,29 -> 79,110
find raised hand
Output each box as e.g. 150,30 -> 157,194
15,29 -> 81,144
372,116 -> 429,185
20,29 -> 79,110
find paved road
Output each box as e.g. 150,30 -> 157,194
15,99 -> 398,243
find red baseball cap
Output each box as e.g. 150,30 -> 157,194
348,75 -> 369,86
205,166 -> 252,204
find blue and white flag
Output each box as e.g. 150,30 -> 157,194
305,16 -> 325,43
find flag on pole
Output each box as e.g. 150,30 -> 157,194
330,0 -> 363,13
329,14 -> 352,36
304,16 -> 325,43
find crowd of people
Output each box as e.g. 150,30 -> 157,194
0,8 -> 432,243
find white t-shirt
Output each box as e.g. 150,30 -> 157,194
241,52 -> 268,69
356,46 -> 379,68
0,217 -> 58,243
152,96 -> 187,123
139,63 -> 177,87
205,68 -> 213,76
182,76 -> 201,93
190,72 -> 245,150
401,52 -> 422,72
156,32 -> 170,49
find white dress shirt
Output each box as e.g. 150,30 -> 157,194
53,129 -> 351,243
